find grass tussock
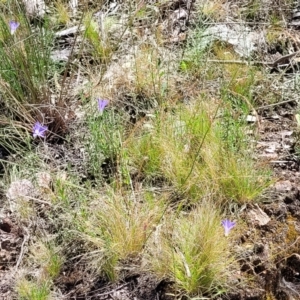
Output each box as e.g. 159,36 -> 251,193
148,201 -> 233,297
0,1 -> 69,153
16,279 -> 51,300
74,189 -> 165,280
125,100 -> 270,204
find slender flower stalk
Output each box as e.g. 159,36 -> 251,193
97,99 -> 109,113
33,122 -> 48,138
221,219 -> 236,237
9,21 -> 20,35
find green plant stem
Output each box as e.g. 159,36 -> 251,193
180,103 -> 220,188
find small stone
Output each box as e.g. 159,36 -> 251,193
271,114 -> 280,119
246,115 -> 257,122
274,180 -> 293,192
247,204 -> 270,226
22,0 -> 46,19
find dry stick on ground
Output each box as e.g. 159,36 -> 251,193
257,99 -> 297,110
202,51 -> 300,68
87,282 -> 131,298
14,227 -> 29,272
26,196 -> 52,206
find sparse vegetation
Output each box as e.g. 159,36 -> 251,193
1,0 -> 299,299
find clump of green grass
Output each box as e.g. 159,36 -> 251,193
179,25 -> 213,79
16,242 -> 63,300
74,188 -> 165,280
16,280 -> 51,300
0,7 -> 53,102
83,12 -> 116,63
0,0 -> 79,154
125,99 -> 270,204
148,201 -> 233,297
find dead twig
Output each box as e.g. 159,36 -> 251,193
257,99 -> 296,110
202,51 -> 300,68
14,227 -> 29,271
87,282 -> 131,298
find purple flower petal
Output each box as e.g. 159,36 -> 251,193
97,99 -> 109,113
33,122 -> 48,138
221,219 -> 236,237
9,21 -> 20,35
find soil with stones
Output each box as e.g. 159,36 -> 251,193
223,100 -> 300,299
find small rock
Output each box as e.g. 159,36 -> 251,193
50,49 -> 72,62
55,26 -> 84,38
247,204 -> 271,226
22,0 -> 46,19
271,114 -> 280,119
274,180 -> 293,192
246,115 -> 257,122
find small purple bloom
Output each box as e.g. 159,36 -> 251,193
9,21 -> 20,35
221,219 -> 236,237
33,122 -> 48,138
97,99 -> 109,113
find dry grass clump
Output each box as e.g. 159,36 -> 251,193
89,43 -> 180,114
52,0 -> 71,26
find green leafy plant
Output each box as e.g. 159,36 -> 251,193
86,99 -> 126,180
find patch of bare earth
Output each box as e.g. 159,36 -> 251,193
0,211 -> 23,299
224,97 -> 300,299
56,269 -> 174,300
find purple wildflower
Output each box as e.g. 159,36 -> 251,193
9,21 -> 20,35
97,99 -> 109,113
33,122 -> 48,138
221,219 -> 236,237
